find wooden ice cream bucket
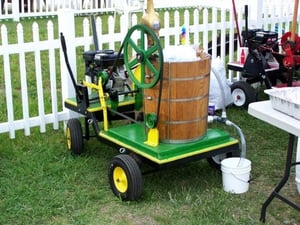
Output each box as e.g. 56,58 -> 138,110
144,55 -> 211,143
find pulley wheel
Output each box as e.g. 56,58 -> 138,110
123,24 -> 163,89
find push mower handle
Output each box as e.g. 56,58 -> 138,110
60,33 -> 67,53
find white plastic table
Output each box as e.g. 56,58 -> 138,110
248,100 -> 300,222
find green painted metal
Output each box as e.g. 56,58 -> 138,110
100,123 -> 239,164
65,95 -> 135,111
123,24 -> 163,89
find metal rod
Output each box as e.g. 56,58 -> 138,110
232,0 -> 242,47
91,15 -> 99,51
260,134 -> 299,222
244,5 -> 248,46
291,0 -> 299,42
107,108 -> 139,124
60,33 -> 80,98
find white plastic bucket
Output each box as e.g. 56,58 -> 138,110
221,157 -> 252,194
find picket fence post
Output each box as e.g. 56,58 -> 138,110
32,22 -> 46,134
11,0 -> 20,21
1,24 -> 15,139
58,9 -> 78,120
17,23 -> 31,137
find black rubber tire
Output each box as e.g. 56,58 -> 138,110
66,118 -> 84,155
108,154 -> 143,201
231,81 -> 256,108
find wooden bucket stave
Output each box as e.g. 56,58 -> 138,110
144,55 -> 211,143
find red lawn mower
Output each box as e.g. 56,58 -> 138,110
228,2 -> 300,108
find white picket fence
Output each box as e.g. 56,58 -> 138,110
0,1 -> 299,138
1,0 -> 297,21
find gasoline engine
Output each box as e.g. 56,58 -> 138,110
61,0 -> 163,124
82,49 -> 130,100
240,28 -> 286,87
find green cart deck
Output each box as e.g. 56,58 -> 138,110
65,95 -> 136,113
65,97 -> 239,164
99,123 -> 239,164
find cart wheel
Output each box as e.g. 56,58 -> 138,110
108,154 -> 143,201
207,151 -> 240,170
66,118 -> 84,155
231,81 -> 256,108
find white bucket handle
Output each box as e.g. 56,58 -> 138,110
230,172 -> 253,183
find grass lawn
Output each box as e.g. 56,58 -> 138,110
0,89 -> 299,225
0,12 -> 300,225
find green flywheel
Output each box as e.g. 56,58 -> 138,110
123,24 -> 163,89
